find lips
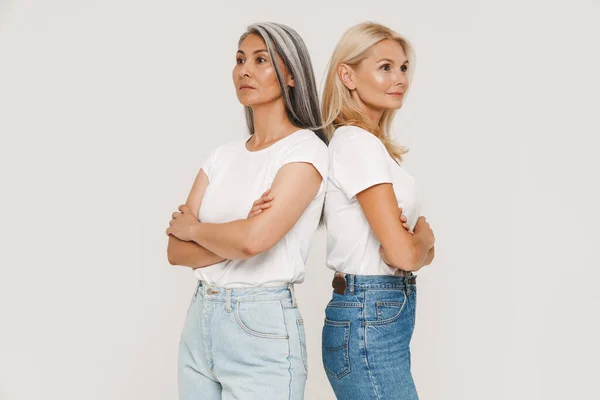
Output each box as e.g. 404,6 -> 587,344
239,84 -> 255,90
388,92 -> 404,96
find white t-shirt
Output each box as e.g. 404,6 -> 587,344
194,129 -> 329,288
324,125 -> 421,276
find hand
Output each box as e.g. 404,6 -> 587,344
247,189 -> 273,218
166,205 -> 200,241
414,216 -> 435,248
397,207 -> 410,232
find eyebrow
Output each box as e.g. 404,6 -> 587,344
236,49 -> 269,56
377,58 -> 409,64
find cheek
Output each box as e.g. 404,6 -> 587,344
262,67 -> 280,90
371,72 -> 394,90
255,66 -> 282,99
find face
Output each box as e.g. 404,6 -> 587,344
232,33 -> 294,107
339,39 -> 409,115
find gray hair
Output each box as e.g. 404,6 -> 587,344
239,22 -> 327,144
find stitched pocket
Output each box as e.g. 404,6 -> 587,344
234,301 -> 289,339
322,319 -> 350,379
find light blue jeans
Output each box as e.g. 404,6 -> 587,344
322,273 -> 419,399
178,281 -> 308,399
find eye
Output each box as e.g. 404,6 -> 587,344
401,64 -> 408,72
256,56 -> 267,64
380,63 -> 392,71
236,58 -> 245,64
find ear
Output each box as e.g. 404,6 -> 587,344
337,64 -> 356,90
287,74 -> 295,88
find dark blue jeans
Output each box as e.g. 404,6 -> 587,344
322,273 -> 419,399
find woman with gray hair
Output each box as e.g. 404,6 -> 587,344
165,22 -> 327,399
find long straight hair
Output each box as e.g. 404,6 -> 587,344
239,23 -> 327,145
321,22 -> 415,161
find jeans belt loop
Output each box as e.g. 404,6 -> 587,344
288,283 -> 297,308
225,288 -> 232,312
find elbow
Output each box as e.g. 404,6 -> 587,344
240,238 -> 268,258
166,241 -> 180,266
240,230 -> 275,258
167,250 -> 178,266
240,242 -> 259,258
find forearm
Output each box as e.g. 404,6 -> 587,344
167,236 -> 226,269
387,232 -> 432,272
190,219 -> 256,260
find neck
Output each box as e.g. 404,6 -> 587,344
250,98 -> 298,146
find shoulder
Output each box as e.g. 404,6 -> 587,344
277,129 -> 329,178
329,125 -> 385,154
282,129 -> 328,157
288,129 -> 327,147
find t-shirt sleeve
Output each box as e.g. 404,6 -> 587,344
332,128 -> 393,200
278,136 -> 329,197
200,146 -> 219,182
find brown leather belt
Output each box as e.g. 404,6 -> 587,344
332,271 -> 416,295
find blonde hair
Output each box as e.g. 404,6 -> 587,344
321,22 -> 415,161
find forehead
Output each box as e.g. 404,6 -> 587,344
239,34 -> 267,51
365,39 -> 407,62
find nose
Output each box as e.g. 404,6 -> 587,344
394,69 -> 407,87
238,62 -> 252,79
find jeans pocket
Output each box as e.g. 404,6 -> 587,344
372,299 -> 406,326
322,319 -> 350,379
297,318 -> 308,373
234,300 -> 289,339
366,288 -> 407,326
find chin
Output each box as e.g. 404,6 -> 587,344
237,94 -> 257,107
388,100 -> 404,110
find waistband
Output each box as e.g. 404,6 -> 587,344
195,281 -> 297,306
332,272 -> 416,295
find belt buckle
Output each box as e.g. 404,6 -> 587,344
332,272 -> 347,295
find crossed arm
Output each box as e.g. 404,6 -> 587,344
357,183 -> 436,272
166,162 -> 322,268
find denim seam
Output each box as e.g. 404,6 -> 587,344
354,284 -> 405,289
362,295 -> 381,400
233,302 -> 289,340
409,290 -> 417,327
201,299 -> 216,376
297,318 -> 308,374
326,302 -> 363,308
281,301 -> 293,399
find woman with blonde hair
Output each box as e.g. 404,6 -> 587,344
320,22 -> 435,399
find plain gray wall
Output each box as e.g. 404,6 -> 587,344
1,0 -> 599,399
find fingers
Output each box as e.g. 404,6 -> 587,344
248,189 -> 274,218
172,212 -> 181,219
178,204 -> 192,214
257,189 -> 273,204
396,208 -> 409,231
248,202 -> 272,217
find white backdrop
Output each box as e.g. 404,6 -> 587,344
1,0 -> 599,399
